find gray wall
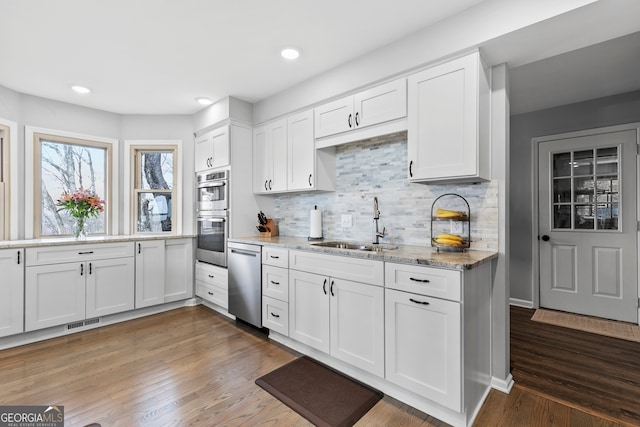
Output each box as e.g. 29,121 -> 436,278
510,89 -> 640,303
1,87 -> 194,238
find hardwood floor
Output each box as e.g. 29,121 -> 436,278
0,305 -> 636,426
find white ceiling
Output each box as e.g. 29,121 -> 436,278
2,1 -> 640,116
0,0 -> 486,115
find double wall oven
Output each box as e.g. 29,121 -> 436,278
196,170 -> 229,267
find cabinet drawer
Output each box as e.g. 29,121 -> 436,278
196,281 -> 228,309
262,265 -> 289,302
290,250 -> 383,286
385,262 -> 461,302
262,247 -> 288,268
26,242 -> 134,266
195,261 -> 228,288
262,296 -> 288,336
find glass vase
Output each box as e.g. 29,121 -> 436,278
74,218 -> 87,241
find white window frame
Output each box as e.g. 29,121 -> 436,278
124,140 -> 182,235
25,126 -> 119,239
0,118 -> 18,240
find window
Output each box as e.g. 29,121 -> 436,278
132,146 -> 177,233
34,133 -> 112,237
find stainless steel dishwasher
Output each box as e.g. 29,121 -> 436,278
227,241 -> 262,328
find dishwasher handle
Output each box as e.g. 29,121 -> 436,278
230,248 -> 259,257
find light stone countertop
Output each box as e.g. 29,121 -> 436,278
228,235 -> 497,270
0,234 -> 195,250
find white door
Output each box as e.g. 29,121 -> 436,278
539,128 -> 638,323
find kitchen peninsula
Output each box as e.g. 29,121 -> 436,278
229,235 -> 496,427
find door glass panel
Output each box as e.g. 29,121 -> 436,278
554,205 -> 571,229
553,152 -> 572,177
596,147 -> 618,175
574,177 -> 594,203
574,205 -> 594,229
596,203 -> 618,230
553,178 -> 571,203
550,146 -> 619,232
573,150 -> 594,175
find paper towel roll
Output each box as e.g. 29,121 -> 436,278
310,208 -> 322,238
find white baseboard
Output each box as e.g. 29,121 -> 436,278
509,298 -> 534,308
491,373 -> 514,394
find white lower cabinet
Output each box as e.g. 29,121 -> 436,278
25,242 -> 136,332
288,256 -> 385,377
385,288 -> 461,411
195,261 -> 228,309
0,248 -> 24,337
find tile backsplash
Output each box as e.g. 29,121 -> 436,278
274,132 -> 498,250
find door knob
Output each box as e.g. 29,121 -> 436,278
541,235 -> 550,241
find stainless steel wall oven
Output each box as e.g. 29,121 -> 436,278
196,170 -> 229,267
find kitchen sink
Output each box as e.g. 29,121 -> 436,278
311,241 -> 398,252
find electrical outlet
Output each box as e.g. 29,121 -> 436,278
450,220 -> 464,234
341,214 -> 353,228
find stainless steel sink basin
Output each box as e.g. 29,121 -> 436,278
311,241 -> 398,252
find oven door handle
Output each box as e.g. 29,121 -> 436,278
198,217 -> 226,222
198,181 -> 226,189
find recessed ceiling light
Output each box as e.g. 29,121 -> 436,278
196,97 -> 213,106
71,85 -> 91,94
281,47 -> 301,60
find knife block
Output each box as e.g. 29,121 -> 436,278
260,218 -> 278,237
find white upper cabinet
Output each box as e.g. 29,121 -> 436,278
407,51 -> 490,183
195,125 -> 230,172
314,78 -> 407,139
253,119 -> 287,193
255,110 -> 335,195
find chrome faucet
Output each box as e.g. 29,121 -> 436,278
373,197 -> 386,244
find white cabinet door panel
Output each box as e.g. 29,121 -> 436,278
25,263 -> 86,331
0,248 -> 24,337
135,240 -> 166,308
288,269 -> 330,353
86,258 -> 135,318
314,96 -> 353,138
287,109 -> 315,191
354,78 -> 406,128
164,238 -> 194,302
330,278 -> 384,377
385,288 -> 462,411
